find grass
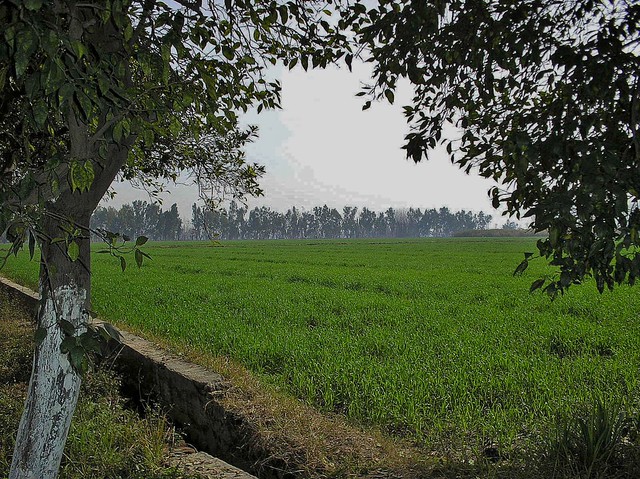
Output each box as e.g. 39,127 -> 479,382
3,237 -> 640,471
0,289 -> 197,479
550,400 -> 631,478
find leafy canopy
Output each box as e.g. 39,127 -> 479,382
342,0 -> 640,295
0,0 -> 349,255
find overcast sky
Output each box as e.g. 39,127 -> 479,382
105,62 -> 504,226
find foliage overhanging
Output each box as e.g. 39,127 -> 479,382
341,0 -> 640,295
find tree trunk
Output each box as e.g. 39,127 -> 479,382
9,209 -> 92,479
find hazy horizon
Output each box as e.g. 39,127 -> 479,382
103,61 -> 507,227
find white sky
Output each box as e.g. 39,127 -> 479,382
105,62 -> 504,226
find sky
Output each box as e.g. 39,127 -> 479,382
105,62 -> 505,226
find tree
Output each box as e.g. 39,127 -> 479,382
343,0 -> 640,295
160,203 -> 183,240
0,1 -> 349,477
92,201 -> 176,239
359,207 -> 376,237
191,203 -> 205,240
342,206 -> 358,238
502,220 -> 520,231
286,206 -> 302,238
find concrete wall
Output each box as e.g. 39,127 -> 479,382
0,276 -> 265,479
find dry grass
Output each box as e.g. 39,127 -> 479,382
115,323 -> 437,478
206,354 -> 435,478
0,293 -> 33,475
119,325 -> 640,479
0,287 -> 198,479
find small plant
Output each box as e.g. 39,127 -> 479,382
551,400 -> 626,478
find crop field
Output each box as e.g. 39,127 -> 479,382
3,238 -> 640,455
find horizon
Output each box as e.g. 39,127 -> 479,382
103,62 -> 509,227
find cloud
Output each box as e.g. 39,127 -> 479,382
104,62 -> 500,223
246,62 -> 497,213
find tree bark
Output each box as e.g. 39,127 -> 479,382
8,2 -> 136,476
9,209 -> 92,479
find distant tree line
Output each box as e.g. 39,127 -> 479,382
192,202 -> 492,240
453,229 -> 545,238
91,201 -> 183,241
70,201 -> 496,242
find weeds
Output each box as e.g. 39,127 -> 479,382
550,400 -> 640,478
0,289 -> 195,479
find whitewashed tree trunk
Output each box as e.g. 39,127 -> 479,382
9,285 -> 87,479
7,97 -> 131,479
10,209 -> 92,479
8,7 -> 131,471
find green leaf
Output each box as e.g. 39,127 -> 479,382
120,255 -> 126,272
67,240 -> 80,261
201,73 -> 217,94
101,322 -> 122,342
70,40 -> 88,60
78,331 -> 102,355
222,45 -> 234,60
41,29 -> 58,55
135,235 -> 148,246
345,54 -> 353,71
124,24 -> 134,42
353,3 -> 367,14
168,117 -> 181,136
384,89 -> 395,104
24,0 -> 44,11
69,345 -> 88,374
113,121 -> 124,143
142,128 -> 154,147
34,327 -> 47,345
32,100 -> 48,127
69,160 -> 95,192
278,4 -> 289,23
24,72 -> 39,98
97,76 -> 110,96
60,336 -> 76,354
58,83 -> 75,106
513,259 -> 529,276
544,282 -> 559,299
529,278 -> 545,293
58,319 -> 76,336
15,28 -> 38,78
135,248 -> 143,268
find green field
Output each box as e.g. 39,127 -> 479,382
3,238 -> 640,455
